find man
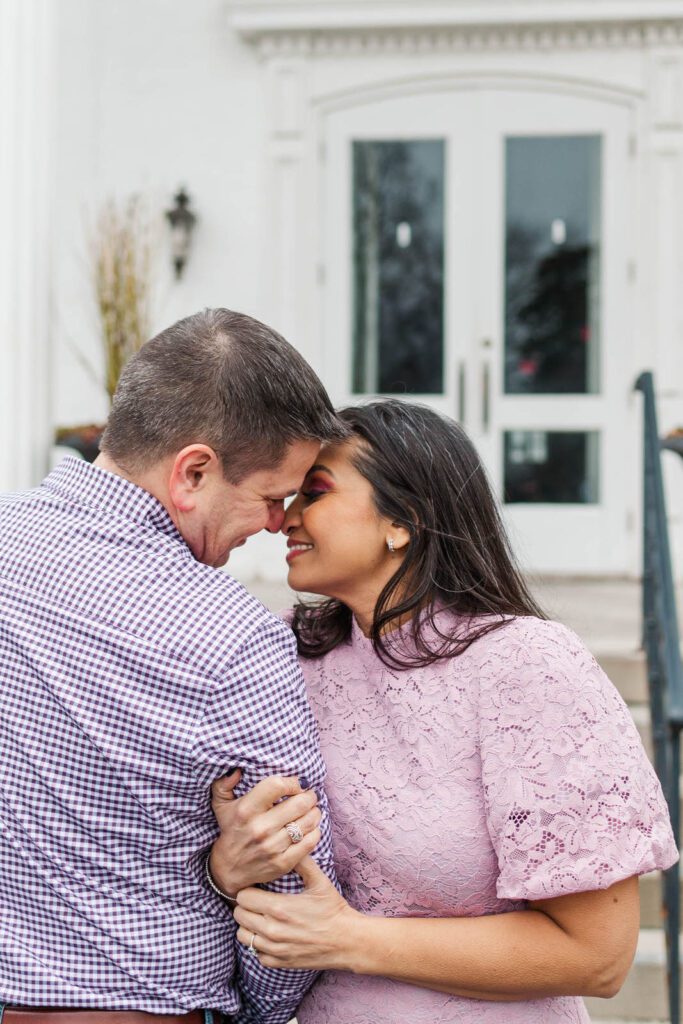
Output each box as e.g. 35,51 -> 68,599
0,309 -> 347,1024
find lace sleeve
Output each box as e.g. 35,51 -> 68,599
477,618 -> 678,901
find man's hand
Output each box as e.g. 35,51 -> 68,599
209,772 -> 322,896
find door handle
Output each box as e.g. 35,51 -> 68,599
481,362 -> 491,435
457,361 -> 466,426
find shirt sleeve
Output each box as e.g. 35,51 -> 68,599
477,617 -> 679,902
193,617 -> 336,1024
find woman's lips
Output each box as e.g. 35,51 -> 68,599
286,542 -> 314,564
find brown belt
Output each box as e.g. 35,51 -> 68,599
1,1011 -> 209,1024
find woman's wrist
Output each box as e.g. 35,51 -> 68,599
207,848 -> 239,902
337,909 -> 382,974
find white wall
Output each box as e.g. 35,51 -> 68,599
53,0 -> 274,428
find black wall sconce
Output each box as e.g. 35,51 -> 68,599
165,187 -> 197,279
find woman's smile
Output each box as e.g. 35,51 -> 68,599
286,539 -> 314,563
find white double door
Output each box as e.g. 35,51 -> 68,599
321,86 -> 635,574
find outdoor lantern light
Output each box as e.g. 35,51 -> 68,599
165,187 -> 197,279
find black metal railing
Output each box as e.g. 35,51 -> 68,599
636,370 -> 683,1024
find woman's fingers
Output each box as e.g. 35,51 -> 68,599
236,924 -> 280,960
267,788 -> 319,830
234,904 -> 271,937
249,803 -> 321,857
209,772 -> 322,890
210,769 -> 241,804
278,827 -> 322,872
229,776 -> 305,821
232,786 -> 318,844
270,806 -> 322,854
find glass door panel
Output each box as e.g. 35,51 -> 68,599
475,88 -> 634,572
322,88 -> 634,572
503,430 -> 600,504
323,90 -> 476,418
504,136 -> 602,395
353,140 -> 445,394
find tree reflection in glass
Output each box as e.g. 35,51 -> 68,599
353,140 -> 444,394
504,136 -> 601,395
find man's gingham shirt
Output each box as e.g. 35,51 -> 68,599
0,457 -> 335,1021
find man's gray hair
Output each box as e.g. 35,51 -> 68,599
100,308 -> 349,481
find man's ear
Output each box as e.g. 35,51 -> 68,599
168,445 -> 221,513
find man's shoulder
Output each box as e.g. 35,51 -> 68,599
167,563 -> 295,672
0,481 -> 292,679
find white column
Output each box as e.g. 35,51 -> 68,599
266,57 -> 314,356
644,44 -> 683,576
0,0 -> 54,492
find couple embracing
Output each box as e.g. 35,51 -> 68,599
0,309 -> 676,1024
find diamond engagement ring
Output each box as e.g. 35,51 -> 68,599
285,821 -> 304,844
248,932 -> 259,956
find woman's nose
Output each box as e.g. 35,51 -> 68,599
282,494 -> 303,534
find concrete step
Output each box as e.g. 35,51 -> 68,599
597,644 -> 683,705
597,651 -> 648,704
586,929 -> 679,1021
640,869 -> 682,929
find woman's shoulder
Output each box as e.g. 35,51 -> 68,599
456,613 -> 601,693
467,612 -> 585,657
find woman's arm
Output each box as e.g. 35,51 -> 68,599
234,857 -> 640,1001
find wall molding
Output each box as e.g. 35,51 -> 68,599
229,2 -> 683,58
0,0 -> 54,491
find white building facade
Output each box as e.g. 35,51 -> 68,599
3,0 -> 683,581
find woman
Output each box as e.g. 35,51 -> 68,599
228,400 -> 677,1022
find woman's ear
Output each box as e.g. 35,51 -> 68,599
387,523 -> 411,553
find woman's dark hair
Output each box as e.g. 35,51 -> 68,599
291,399 -> 545,669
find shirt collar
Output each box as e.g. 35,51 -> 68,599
42,456 -> 190,547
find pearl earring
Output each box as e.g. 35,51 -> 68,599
387,538 -> 395,553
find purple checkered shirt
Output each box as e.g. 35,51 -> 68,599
0,457 -> 336,1021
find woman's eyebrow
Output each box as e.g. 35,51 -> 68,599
306,464 -> 336,477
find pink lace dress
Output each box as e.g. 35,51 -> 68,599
294,613 -> 678,1023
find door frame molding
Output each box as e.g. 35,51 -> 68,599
231,2 -> 683,60
313,69 -> 643,115
231,13 -> 683,576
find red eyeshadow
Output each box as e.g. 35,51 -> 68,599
305,475 -> 333,492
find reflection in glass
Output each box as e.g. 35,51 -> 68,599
504,136 -> 601,395
353,140 -> 444,394
504,431 -> 599,503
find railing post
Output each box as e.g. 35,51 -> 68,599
635,370 -> 682,1024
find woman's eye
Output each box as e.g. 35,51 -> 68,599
301,489 -> 325,501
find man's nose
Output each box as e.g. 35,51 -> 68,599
266,505 -> 286,534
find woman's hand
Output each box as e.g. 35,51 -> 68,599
209,772 -> 322,896
234,855 -> 364,970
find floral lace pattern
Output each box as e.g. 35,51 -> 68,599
294,614 -> 678,1024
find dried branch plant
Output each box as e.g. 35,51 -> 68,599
92,196 -> 153,403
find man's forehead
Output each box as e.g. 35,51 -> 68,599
256,440 -> 321,490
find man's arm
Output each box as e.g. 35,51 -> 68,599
192,617 -> 336,1024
